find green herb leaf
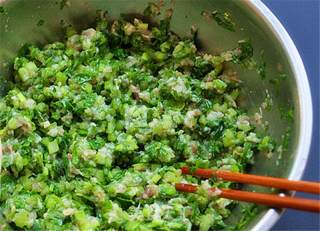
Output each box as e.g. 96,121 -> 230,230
232,39 -> 254,63
37,19 -> 45,27
212,10 -> 236,32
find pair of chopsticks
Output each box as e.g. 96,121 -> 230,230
175,167 -> 320,213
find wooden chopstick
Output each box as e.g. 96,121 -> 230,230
181,167 -> 320,194
175,183 -> 320,213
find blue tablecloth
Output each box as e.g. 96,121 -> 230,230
262,0 -> 319,230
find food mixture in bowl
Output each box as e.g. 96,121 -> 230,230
0,8 -> 274,231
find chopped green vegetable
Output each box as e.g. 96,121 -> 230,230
143,1 -> 163,17
279,106 -> 294,122
46,139 -> 59,154
269,73 -> 287,95
0,5 -> 275,230
232,39 -> 254,63
212,10 -> 236,32
59,0 -> 67,10
37,19 -> 45,27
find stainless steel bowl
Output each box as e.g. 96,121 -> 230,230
0,0 -> 313,230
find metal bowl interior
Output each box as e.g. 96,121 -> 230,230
0,0 -> 312,230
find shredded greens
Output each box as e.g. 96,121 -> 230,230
212,10 -> 236,32
0,9 -> 274,231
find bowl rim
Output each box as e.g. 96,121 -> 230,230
245,1 -> 313,230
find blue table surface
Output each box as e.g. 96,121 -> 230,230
262,0 -> 319,230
